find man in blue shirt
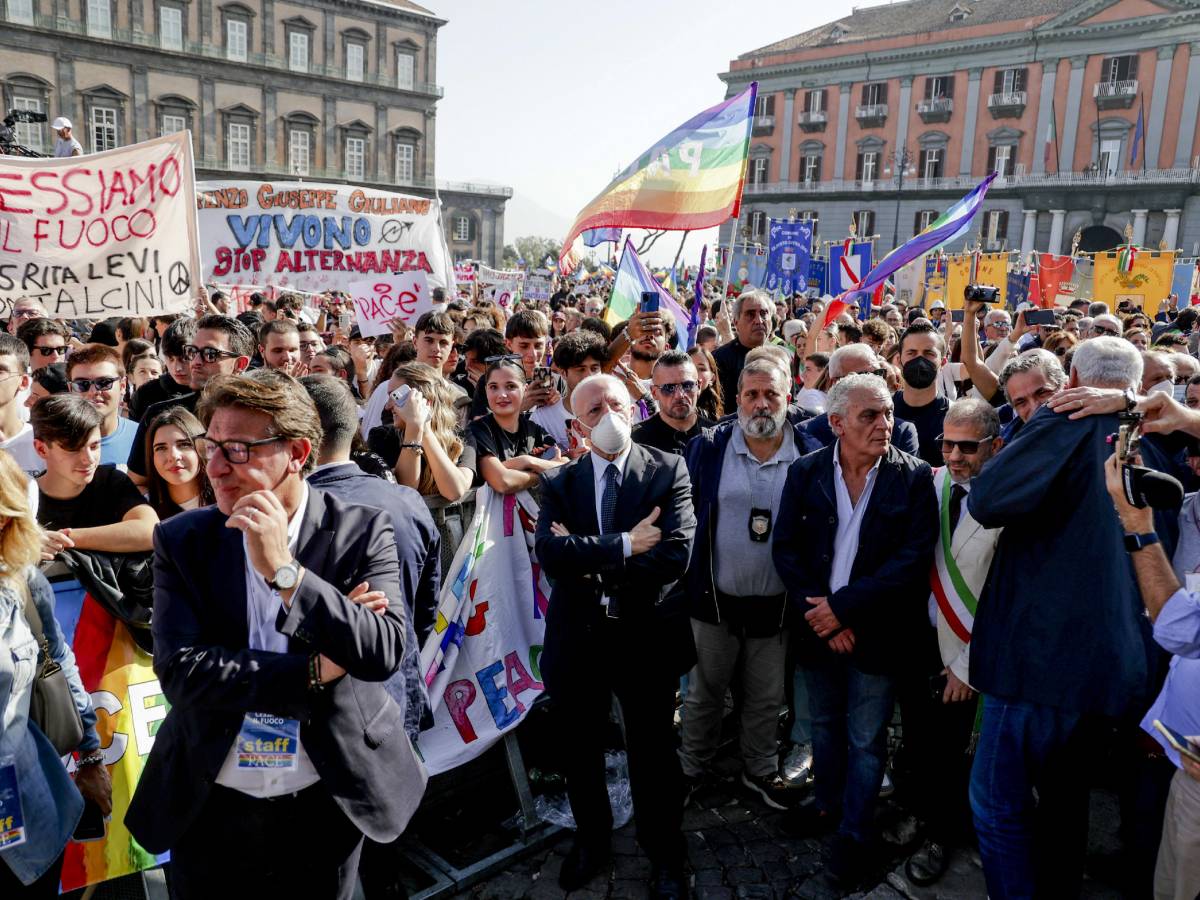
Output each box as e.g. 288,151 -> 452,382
66,344 -> 138,467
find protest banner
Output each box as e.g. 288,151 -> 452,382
476,264 -> 525,286
894,260 -> 922,306
0,132 -> 201,319
923,255 -> 947,305
765,219 -> 812,296
944,254 -> 972,309
828,241 -> 873,295
195,180 -> 455,294
454,261 -> 477,284
524,275 -> 552,302
347,270 -> 434,338
1036,253 -> 1076,307
976,253 -> 1009,306
419,488 -> 548,775
727,247 -> 767,294
1093,249 -> 1176,310
44,563 -> 168,891
806,258 -> 827,295
491,279 -> 521,310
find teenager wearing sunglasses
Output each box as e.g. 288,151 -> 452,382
16,316 -> 70,374
65,344 -> 138,467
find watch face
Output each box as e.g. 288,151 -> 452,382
274,564 -> 299,589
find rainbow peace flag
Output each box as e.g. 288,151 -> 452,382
46,566 -> 168,891
606,238 -> 689,349
559,84 -> 758,271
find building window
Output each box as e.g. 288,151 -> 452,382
749,157 -> 768,185
861,82 -> 887,106
754,94 -> 775,118
925,76 -> 953,100
226,17 -> 248,61
346,42 -> 365,82
345,136 -> 365,180
914,210 -> 937,234
7,0 -> 34,25
984,210 -> 1009,249
159,4 -> 183,51
853,210 -> 876,237
987,143 -> 1014,176
11,96 -> 44,151
90,105 -> 118,152
397,52 -> 414,90
395,141 -> 414,183
856,150 -> 878,182
161,113 -> 186,134
806,89 -> 825,113
227,121 -> 251,171
997,67 -> 1026,95
749,211 -> 766,241
453,216 -> 471,242
801,155 -> 821,183
799,210 -> 818,239
919,148 -> 943,179
1102,54 -> 1138,83
288,128 -> 310,176
289,31 -> 309,72
87,0 -> 111,37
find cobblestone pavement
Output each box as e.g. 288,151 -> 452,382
453,759 -> 1129,900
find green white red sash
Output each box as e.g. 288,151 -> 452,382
930,467 -> 977,642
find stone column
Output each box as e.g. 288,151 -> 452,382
1131,209 -> 1149,246
200,78 -> 215,165
1020,209 -> 1038,257
55,56 -> 76,128
376,23 -> 387,81
323,96 -> 337,176
1059,57 -> 1087,172
262,0 -> 274,56
1174,43 -> 1200,168
960,68 -> 982,175
263,88 -> 276,170
424,107 -> 436,181
1048,208 -> 1067,255
201,0 -> 212,44
1163,209 -> 1182,250
1145,46 -> 1176,169
130,0 -> 143,34
894,75 -> 913,158
132,66 -> 149,143
1032,58 -> 1059,174
323,10 -> 335,70
375,103 -> 388,181
834,82 -> 852,181
778,89 -> 795,182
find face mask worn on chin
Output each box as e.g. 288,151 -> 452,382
583,411 -> 631,455
902,356 -> 939,390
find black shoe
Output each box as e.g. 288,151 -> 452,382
827,833 -> 870,889
559,840 -> 611,892
649,863 -> 688,899
904,839 -> 948,886
779,801 -> 838,837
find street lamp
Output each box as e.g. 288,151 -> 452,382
884,148 -> 915,251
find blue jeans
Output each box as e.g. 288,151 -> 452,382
804,661 -> 895,843
969,695 -> 1087,900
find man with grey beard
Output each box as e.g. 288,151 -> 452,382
679,359 -> 820,810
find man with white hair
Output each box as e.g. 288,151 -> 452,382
773,373 -> 938,893
800,344 -> 920,454
535,373 -> 696,898
679,359 -> 817,810
1089,312 -> 1124,339
967,337 -> 1153,898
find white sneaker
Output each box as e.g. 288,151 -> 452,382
780,742 -> 814,787
879,769 -> 895,798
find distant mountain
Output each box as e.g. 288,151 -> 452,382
501,190 -> 571,245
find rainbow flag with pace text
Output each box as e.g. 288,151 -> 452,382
559,84 -> 758,272
46,565 -> 168,891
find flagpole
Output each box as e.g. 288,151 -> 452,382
1053,98 -> 1062,174
1140,93 -> 1147,176
721,216 -> 739,296
670,232 -> 689,283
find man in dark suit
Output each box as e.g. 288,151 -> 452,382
535,373 -> 696,899
127,370 -> 426,900
773,372 -> 938,894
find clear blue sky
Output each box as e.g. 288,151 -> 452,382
433,0 -> 862,266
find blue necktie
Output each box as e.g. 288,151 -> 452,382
601,463 -> 620,534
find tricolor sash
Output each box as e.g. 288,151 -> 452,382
930,467 -> 978,642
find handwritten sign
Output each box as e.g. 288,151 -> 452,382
348,271 -> 433,338
492,279 -> 519,310
0,132 -> 201,318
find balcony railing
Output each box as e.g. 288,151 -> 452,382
752,115 -> 775,135
855,103 -> 888,126
194,158 -> 513,196
987,91 -> 1027,118
916,97 -> 953,123
797,110 -> 827,131
742,166 -> 1200,195
1094,79 -> 1138,109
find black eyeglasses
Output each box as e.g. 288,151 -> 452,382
11,309 -> 42,321
183,344 -> 240,363
35,345 -> 67,357
937,433 -> 996,455
194,434 -> 284,464
655,380 -> 698,396
69,376 -> 119,393
298,340 -> 323,351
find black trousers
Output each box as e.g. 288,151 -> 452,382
170,783 -> 364,900
548,620 -> 686,869
0,852 -> 63,898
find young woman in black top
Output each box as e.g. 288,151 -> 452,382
144,407 -> 213,519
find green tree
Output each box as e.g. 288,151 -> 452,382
513,236 -> 562,269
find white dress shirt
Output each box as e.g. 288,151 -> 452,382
830,443 -> 882,593
589,445 -> 633,606
216,485 -> 321,797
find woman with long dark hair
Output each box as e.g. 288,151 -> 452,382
143,407 -> 213,519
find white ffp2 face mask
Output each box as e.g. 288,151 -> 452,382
1149,380 -> 1174,398
587,411 -> 631,455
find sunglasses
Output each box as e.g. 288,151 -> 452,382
937,433 -> 996,455
183,344 -> 240,363
69,376 -> 119,393
1091,326 -> 1119,337
655,380 -> 698,396
194,434 -> 284,465
35,345 -> 67,357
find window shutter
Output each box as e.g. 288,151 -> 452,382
987,146 -> 997,172
993,70 -> 1004,93
924,78 -> 934,100
1015,68 -> 1026,92
944,75 -> 954,98
818,88 -> 827,112
856,152 -> 864,180
879,82 -> 888,104
1127,55 -> 1138,80
861,84 -> 869,105
998,211 -> 1009,240
766,95 -> 776,116
814,157 -> 822,181
918,149 -> 929,173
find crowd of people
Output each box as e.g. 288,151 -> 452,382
1,271 -> 1199,900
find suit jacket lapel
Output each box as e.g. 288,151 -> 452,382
213,522 -> 251,647
294,487 -> 335,583
616,445 -> 658,532
572,454 -> 599,535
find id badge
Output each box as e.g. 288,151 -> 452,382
235,713 -> 300,770
1188,573 -> 1200,595
0,757 -> 27,850
749,507 -> 772,543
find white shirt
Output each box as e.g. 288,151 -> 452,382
530,397 -> 572,450
589,446 -> 633,606
0,423 -> 40,475
54,135 -> 83,158
216,485 -> 320,797
830,443 -> 882,593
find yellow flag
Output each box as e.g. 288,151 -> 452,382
976,253 -> 1009,307
945,254 -> 972,310
1093,250 -> 1177,310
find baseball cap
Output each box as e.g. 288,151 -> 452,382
929,300 -> 945,310
51,117 -> 72,130
782,320 -> 806,341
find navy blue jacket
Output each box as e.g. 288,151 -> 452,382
800,411 -> 921,456
967,406 -> 1152,717
773,443 -> 937,673
684,420 -> 821,633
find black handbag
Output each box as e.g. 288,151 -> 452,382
19,575 -> 85,756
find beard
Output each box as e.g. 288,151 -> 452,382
738,409 -> 786,439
